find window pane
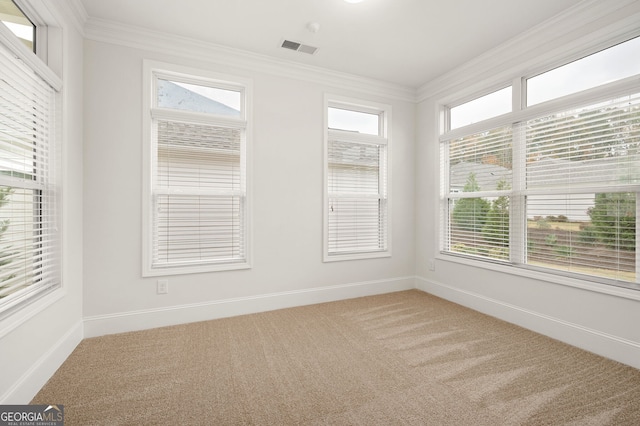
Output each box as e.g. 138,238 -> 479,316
157,121 -> 241,192
448,126 -> 512,194
449,196 -> 509,261
446,125 -> 512,262
328,140 -> 380,195
450,87 -> 512,130
328,107 -> 379,135
527,36 -> 640,106
157,79 -> 241,117
0,0 -> 35,51
526,93 -> 640,190
527,194 -> 635,282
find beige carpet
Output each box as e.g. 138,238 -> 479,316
33,290 -> 640,425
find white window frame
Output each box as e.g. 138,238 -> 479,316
323,94 -> 392,262
0,3 -> 62,325
142,60 -> 252,277
438,32 -> 640,293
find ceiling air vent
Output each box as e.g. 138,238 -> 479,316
281,39 -> 318,55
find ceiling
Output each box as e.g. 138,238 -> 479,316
78,0 -> 584,89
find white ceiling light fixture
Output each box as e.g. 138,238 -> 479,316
307,22 -> 320,33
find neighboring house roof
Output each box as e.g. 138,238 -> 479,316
156,81 -> 242,152
157,81 -> 240,116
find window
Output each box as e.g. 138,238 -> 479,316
445,126 -> 512,261
0,0 -> 35,52
324,97 -> 391,261
527,36 -> 640,106
441,36 -> 640,290
523,95 -> 640,282
450,86 -> 512,129
0,7 -> 61,319
143,62 -> 251,276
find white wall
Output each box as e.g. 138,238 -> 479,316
0,1 -> 84,403
415,1 -> 640,369
82,32 -> 416,336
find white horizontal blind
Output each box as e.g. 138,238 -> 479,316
327,137 -> 387,254
523,94 -> 640,282
526,94 -> 640,190
0,39 -> 59,316
444,126 -> 512,261
153,120 -> 244,267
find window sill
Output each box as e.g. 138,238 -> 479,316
324,251 -> 391,263
0,287 -> 65,339
436,252 -> 640,302
143,260 -> 251,277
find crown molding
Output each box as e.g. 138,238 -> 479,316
83,17 -> 417,103
74,0 -> 640,104
417,0 -> 640,102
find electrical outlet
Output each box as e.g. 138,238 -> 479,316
428,259 -> 435,271
157,279 -> 169,294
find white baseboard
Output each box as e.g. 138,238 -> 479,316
84,276 -> 416,338
416,276 -> 640,370
1,321 -> 83,404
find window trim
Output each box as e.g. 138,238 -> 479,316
0,12 -> 58,91
437,32 -> 640,293
323,94 -> 392,262
142,60 -> 252,277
